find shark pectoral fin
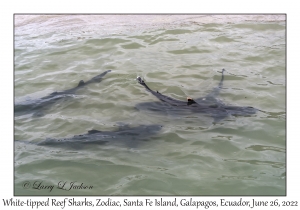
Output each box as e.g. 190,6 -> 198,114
211,110 -> 229,124
88,130 -> 102,134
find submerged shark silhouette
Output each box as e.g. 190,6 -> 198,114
15,124 -> 162,149
14,70 -> 111,117
136,69 -> 257,122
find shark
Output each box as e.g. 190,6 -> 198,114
14,70 -> 111,117
15,124 -> 162,149
136,69 -> 257,122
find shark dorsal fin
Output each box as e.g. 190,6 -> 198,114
78,80 -> 85,87
187,97 -> 196,105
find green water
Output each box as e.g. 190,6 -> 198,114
14,15 -> 286,195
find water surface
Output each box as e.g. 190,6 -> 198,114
14,15 -> 286,195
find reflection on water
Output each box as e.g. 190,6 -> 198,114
14,15 -> 285,195
245,145 -> 285,153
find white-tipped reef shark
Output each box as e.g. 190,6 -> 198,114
16,124 -> 162,149
14,70 -> 111,117
136,69 -> 257,122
